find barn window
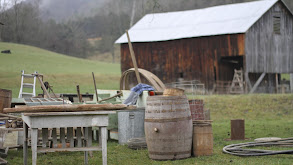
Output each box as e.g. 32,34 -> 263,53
273,14 -> 281,34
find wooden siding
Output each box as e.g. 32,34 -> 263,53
245,1 -> 293,73
121,34 -> 245,90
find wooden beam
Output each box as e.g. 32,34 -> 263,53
276,73 -> 279,93
126,30 -> 142,84
245,72 -> 252,91
4,104 -> 127,113
92,72 -> 99,102
249,73 -> 266,94
36,75 -> 51,99
290,74 -> 293,93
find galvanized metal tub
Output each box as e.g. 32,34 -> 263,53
145,95 -> 192,160
118,109 -> 145,144
0,89 -> 12,113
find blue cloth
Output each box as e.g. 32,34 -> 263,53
130,83 -> 155,95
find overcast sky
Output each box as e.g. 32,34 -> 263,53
0,0 -> 25,10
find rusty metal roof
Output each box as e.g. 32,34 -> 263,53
115,0 -> 279,43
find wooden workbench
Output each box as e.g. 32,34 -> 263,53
22,111 -> 116,165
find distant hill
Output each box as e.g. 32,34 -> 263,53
0,42 -> 120,97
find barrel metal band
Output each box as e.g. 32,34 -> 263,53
149,150 -> 191,155
145,116 -> 191,123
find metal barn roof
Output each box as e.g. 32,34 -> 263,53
115,0 -> 279,43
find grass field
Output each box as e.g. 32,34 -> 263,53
0,42 -> 121,97
5,94 -> 293,165
0,42 -> 293,164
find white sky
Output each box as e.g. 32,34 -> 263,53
0,0 -> 26,10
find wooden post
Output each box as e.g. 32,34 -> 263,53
276,73 -> 279,93
231,119 -> 245,140
76,85 -> 82,103
125,30 -> 142,84
290,74 -> 293,93
92,72 -> 99,102
249,73 -> 266,94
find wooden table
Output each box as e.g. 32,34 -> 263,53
22,111 -> 115,165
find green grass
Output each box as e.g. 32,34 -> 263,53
5,94 -> 293,165
0,42 -> 121,97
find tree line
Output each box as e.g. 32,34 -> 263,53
0,0 -> 292,60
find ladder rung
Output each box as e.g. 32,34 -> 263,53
22,74 -> 35,78
23,83 -> 34,88
22,92 -> 34,96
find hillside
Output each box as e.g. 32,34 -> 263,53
0,42 -> 121,97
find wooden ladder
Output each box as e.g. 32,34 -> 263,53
229,69 -> 244,94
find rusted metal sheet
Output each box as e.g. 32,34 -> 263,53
121,34 -> 245,90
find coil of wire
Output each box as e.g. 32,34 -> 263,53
223,137 -> 293,156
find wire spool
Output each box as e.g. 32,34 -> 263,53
223,137 -> 293,156
127,137 -> 147,150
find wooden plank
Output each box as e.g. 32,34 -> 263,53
76,127 -> 82,147
60,128 -> 66,148
5,104 -> 127,113
23,122 -> 28,165
31,128 -> 38,165
249,73 -> 266,94
42,128 -> 48,148
92,72 -> 99,102
36,75 -> 51,99
126,30 -> 142,84
22,114 -> 110,129
67,127 -> 74,148
23,111 -> 116,116
52,128 -> 57,148
37,146 -> 102,153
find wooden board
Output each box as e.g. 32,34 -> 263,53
4,104 -> 128,113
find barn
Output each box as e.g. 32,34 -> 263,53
115,0 -> 293,93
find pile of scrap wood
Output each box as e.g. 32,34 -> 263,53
3,104 -> 135,113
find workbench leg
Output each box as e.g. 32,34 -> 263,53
98,127 -> 102,147
84,127 -> 88,165
31,128 -> 38,165
23,122 -> 28,165
101,127 -> 107,165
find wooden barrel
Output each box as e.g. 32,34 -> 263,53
193,120 -> 213,156
145,95 -> 192,160
0,89 -> 12,113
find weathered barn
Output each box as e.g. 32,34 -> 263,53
115,0 -> 293,93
